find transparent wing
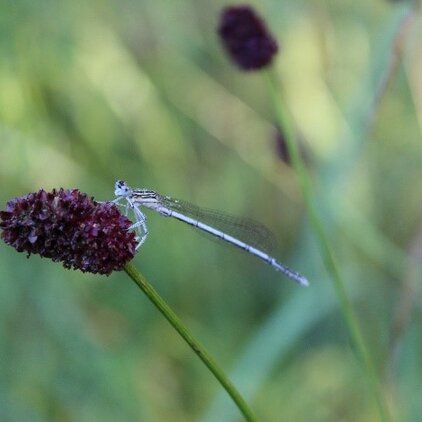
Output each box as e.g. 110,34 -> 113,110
160,195 -> 277,254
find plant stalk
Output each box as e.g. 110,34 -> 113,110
123,263 -> 257,422
265,71 -> 390,421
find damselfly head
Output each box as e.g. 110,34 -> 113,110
115,180 -> 132,197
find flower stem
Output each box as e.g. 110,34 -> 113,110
265,71 -> 390,421
123,263 -> 257,422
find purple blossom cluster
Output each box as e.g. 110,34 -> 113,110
0,188 -> 136,274
218,5 -> 278,71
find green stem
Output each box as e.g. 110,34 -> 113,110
123,263 -> 257,422
265,71 -> 390,421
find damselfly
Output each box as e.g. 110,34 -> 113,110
113,180 -> 308,286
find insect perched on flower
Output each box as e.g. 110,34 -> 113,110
113,180 -> 308,286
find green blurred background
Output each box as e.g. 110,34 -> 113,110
1,0 -> 422,421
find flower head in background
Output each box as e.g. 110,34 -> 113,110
218,5 -> 278,71
274,127 -> 291,165
0,188 -> 136,274
274,127 -> 311,168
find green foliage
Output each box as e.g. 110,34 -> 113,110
1,1 -> 421,420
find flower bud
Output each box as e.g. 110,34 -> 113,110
218,5 -> 278,71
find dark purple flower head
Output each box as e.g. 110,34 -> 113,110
0,188 -> 136,274
218,5 -> 278,71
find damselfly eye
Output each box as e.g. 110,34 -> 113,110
115,180 -> 129,193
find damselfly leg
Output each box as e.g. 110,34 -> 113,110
130,203 -> 148,249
